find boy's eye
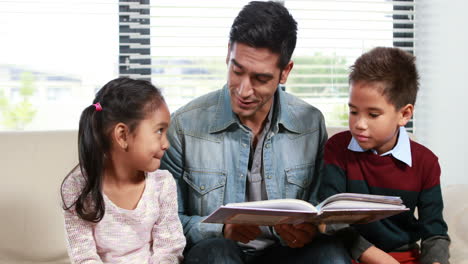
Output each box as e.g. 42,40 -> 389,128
349,111 -> 357,115
369,113 -> 380,118
156,128 -> 163,134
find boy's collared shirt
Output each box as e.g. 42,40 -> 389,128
347,126 -> 412,167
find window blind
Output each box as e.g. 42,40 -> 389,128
120,0 -> 415,127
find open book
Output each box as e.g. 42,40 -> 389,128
202,193 -> 408,226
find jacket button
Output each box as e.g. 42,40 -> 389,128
200,185 -> 205,190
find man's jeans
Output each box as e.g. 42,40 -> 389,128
184,234 -> 351,264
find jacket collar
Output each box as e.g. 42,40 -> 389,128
209,85 -> 301,134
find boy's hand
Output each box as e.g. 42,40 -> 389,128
359,246 -> 399,264
274,223 -> 318,248
223,224 -> 261,244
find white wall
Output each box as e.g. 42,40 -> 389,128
415,0 -> 468,185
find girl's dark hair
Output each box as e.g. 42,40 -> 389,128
61,77 -> 165,223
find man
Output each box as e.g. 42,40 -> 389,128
161,1 -> 350,263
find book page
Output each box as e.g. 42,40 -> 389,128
317,193 -> 403,211
227,214 -> 304,225
225,199 -> 317,212
317,213 -> 372,224
317,209 -> 408,224
321,200 -> 407,211
202,207 -> 318,226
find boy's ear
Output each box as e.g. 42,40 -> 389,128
398,104 -> 414,126
113,122 -> 129,151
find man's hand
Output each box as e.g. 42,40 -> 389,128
223,224 -> 261,244
274,223 -> 318,248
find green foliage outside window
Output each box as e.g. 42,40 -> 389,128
0,72 -> 37,130
289,53 -> 350,126
289,53 -> 349,97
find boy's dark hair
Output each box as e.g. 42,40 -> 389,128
349,47 -> 419,109
61,77 -> 165,223
229,1 -> 297,70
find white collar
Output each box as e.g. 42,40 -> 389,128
347,126 -> 412,167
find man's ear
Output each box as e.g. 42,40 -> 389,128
279,61 -> 294,84
113,122 -> 129,151
398,104 -> 414,126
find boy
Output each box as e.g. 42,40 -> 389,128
319,47 -> 450,264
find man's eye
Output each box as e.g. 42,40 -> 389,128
232,66 -> 242,75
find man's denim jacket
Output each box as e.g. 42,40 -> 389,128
160,85 -> 327,247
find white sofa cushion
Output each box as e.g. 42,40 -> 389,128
0,131 -> 77,264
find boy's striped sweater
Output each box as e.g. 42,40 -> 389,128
319,131 -> 450,264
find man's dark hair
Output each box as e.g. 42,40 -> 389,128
349,47 -> 420,109
229,1 -> 297,70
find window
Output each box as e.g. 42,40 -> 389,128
0,0 -> 415,130
119,0 -> 415,128
0,0 -> 119,131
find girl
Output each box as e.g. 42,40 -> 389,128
61,77 -> 185,264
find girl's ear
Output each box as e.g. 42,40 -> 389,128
398,104 -> 414,126
113,122 -> 129,151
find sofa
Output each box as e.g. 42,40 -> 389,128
0,128 -> 466,264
